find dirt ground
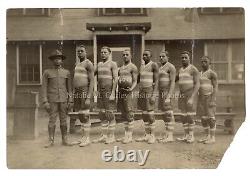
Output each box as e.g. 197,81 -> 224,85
7,111 -> 243,169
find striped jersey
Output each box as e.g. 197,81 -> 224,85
199,69 -> 215,95
178,64 -> 198,93
140,61 -> 154,88
97,60 -> 117,88
118,62 -> 137,88
159,62 -> 175,89
73,59 -> 93,88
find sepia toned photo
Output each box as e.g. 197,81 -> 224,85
6,8 -> 245,169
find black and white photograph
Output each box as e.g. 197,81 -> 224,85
5,7 -> 246,170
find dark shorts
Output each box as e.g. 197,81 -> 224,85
117,88 -> 133,114
178,89 -> 196,114
137,86 -> 155,111
158,88 -> 173,111
73,87 -> 90,112
196,94 -> 216,118
97,86 -> 116,111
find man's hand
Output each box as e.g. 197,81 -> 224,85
43,102 -> 51,112
109,93 -> 116,101
187,97 -> 194,107
67,102 -> 74,111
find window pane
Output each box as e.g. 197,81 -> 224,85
105,8 -> 122,14
124,8 -> 142,14
207,41 -> 228,62
211,63 -> 228,81
232,40 -> 244,62
232,63 -> 244,81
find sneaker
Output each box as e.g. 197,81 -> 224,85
116,136 -> 125,142
147,134 -> 156,144
198,136 -> 210,143
105,136 -> 116,144
161,137 -> 175,143
176,135 -> 188,142
186,136 -> 195,143
122,136 -> 133,144
79,137 -> 91,147
92,135 -> 107,143
135,134 -> 149,142
204,138 -> 215,144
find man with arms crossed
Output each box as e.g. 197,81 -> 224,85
116,49 -> 138,144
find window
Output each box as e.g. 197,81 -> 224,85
99,8 -> 147,16
17,43 -> 42,85
205,40 -> 244,83
199,8 -> 243,14
7,8 -> 50,16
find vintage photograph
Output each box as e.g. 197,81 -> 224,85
6,8 -> 245,169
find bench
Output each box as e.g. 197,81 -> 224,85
68,91 -> 236,135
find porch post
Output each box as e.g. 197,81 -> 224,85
141,33 -> 145,65
93,33 -> 97,103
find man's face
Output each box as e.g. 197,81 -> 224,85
181,53 -> 190,67
159,52 -> 168,65
101,48 -> 110,61
77,47 -> 86,60
122,50 -> 131,63
143,50 -> 151,63
53,57 -> 63,67
201,57 -> 210,70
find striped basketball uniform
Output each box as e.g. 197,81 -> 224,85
158,62 -> 176,111
97,60 -> 117,111
178,64 -> 198,114
197,69 -> 216,118
117,63 -> 137,119
73,59 -> 93,112
137,61 -> 155,111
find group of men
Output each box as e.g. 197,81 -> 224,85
41,45 -> 218,148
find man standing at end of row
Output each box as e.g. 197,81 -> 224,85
93,46 -> 118,144
197,56 -> 218,144
136,49 -> 159,144
158,51 -> 176,143
70,45 -> 94,147
117,49 -> 138,144
177,51 -> 200,143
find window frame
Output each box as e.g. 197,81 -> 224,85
16,44 -> 43,85
204,40 -> 244,84
99,8 -> 147,16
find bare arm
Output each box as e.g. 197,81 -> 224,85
87,62 -> 95,99
167,65 -> 176,99
111,62 -> 118,96
191,67 -> 200,99
130,65 -> 138,91
152,62 -> 159,96
211,71 -> 218,102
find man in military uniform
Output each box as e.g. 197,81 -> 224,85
116,49 -> 138,144
176,51 -> 200,143
157,51 -> 176,143
70,45 -> 94,147
197,56 -> 218,144
92,46 -> 118,144
136,49 -> 159,144
41,49 -> 73,148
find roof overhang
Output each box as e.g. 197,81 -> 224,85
86,22 -> 151,33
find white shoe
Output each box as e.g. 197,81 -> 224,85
147,134 -> 156,144
177,135 -> 188,142
105,135 -> 116,144
79,137 -> 91,147
92,135 -> 107,143
135,134 -> 149,142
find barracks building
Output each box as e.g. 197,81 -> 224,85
6,8 -> 245,136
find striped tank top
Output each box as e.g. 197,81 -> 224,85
178,65 -> 195,93
118,63 -> 133,88
200,69 -> 213,95
159,62 -> 172,89
140,61 -> 154,88
97,60 -> 114,88
73,59 -> 91,88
